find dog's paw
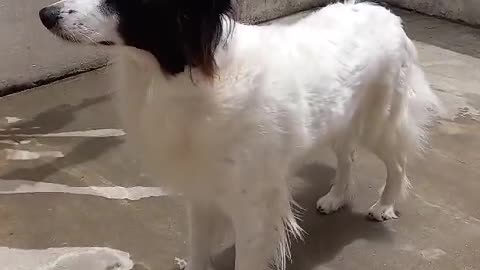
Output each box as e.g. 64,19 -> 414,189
367,203 -> 399,222
174,257 -> 188,270
316,191 -> 347,214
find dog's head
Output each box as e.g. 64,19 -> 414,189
39,0 -> 234,76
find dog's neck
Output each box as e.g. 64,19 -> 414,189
116,46 -> 215,99
113,18 -> 241,101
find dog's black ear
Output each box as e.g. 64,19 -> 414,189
177,0 -> 234,77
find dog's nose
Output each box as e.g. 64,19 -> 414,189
39,6 -> 61,29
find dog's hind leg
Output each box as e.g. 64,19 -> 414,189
316,137 -> 356,214
367,61 -> 417,221
368,138 -> 411,221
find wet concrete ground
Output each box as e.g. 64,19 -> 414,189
0,8 -> 479,270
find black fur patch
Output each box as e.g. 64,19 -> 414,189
101,0 -> 234,77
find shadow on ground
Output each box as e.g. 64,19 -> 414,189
0,94 -> 123,182
0,94 -> 111,136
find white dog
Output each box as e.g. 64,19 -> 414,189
39,0 -> 440,269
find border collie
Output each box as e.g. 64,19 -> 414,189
39,0 -> 441,269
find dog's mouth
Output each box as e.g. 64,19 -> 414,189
44,23 -> 115,46
46,27 -> 116,46
39,6 -> 116,47
97,40 -> 115,46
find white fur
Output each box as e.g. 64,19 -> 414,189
58,1 -> 441,269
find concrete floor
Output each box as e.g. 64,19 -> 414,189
0,8 -> 479,270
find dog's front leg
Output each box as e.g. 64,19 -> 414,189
230,193 -> 292,270
186,201 -> 216,270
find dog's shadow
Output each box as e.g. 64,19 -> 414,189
0,94 -> 124,183
206,163 -> 393,270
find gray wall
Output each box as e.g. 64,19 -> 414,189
243,0 -> 480,26
0,0 -> 326,96
2,0 -> 477,95
382,0 -> 480,25
238,0 -> 325,23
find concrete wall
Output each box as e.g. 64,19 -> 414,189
3,0 -> 476,96
238,0 -> 326,23
382,0 -> 480,25
0,0 -> 325,96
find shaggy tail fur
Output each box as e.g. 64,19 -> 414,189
352,32 -> 441,202
359,34 -> 441,156
403,38 -> 442,153
393,37 -> 442,156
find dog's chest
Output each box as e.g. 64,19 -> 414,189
120,90 -> 230,191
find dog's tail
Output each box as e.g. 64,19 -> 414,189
355,35 -> 441,199
360,35 -> 442,157
397,37 -> 443,155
